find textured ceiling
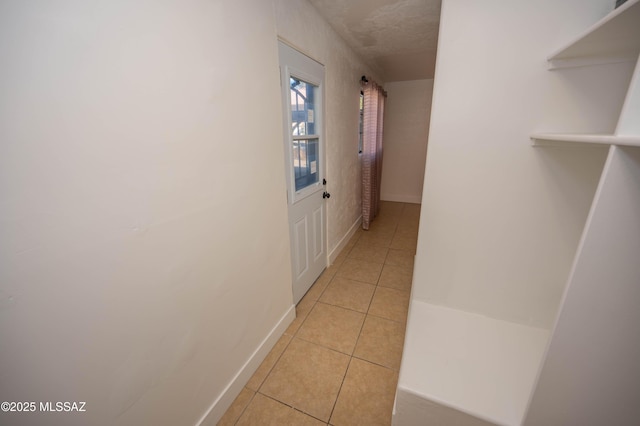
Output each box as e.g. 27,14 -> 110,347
308,0 -> 441,82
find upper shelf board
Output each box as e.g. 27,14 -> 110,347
548,0 -> 640,68
531,133 -> 640,148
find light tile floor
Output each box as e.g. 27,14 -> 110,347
219,201 -> 420,426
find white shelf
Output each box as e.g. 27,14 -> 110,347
531,133 -> 640,147
398,302 -> 549,426
548,0 -> 640,68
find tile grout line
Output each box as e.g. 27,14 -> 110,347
240,270 -> 332,422
255,392 -> 329,425
325,217 -> 405,424
324,224 -> 387,425
253,332 -> 296,393
326,352 -> 355,425
233,319 -> 303,424
313,299 -> 370,316
231,390 -> 257,426
350,353 -> 401,373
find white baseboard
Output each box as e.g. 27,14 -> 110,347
329,215 -> 362,264
381,194 -> 422,204
196,305 -> 296,426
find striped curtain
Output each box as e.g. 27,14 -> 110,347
362,80 -> 386,230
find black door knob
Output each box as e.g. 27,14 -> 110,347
323,192 -> 331,199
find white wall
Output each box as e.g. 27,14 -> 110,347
381,79 -> 433,204
0,1 -> 294,425
274,0 -> 381,259
413,0 -> 634,328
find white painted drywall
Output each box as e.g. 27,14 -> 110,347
413,0 -> 633,328
0,1 -> 294,425
381,79 -> 433,204
274,0 -> 382,259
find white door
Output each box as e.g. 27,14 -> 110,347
278,41 -> 327,304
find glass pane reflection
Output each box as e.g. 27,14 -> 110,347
292,138 -> 319,191
290,78 -> 317,136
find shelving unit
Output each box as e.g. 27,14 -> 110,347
532,0 -> 640,147
525,2 -> 640,424
547,0 -> 640,69
395,3 -> 640,425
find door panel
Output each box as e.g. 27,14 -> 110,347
312,205 -> 323,261
293,216 -> 309,279
288,189 -> 326,303
279,41 -> 327,304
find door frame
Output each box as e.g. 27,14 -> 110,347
278,40 -> 328,304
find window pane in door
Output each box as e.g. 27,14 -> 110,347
290,78 -> 317,136
293,138 -> 319,191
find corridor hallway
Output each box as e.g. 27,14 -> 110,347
219,201 -> 420,426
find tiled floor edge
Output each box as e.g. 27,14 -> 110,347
329,215 -> 363,265
197,304 -> 296,426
